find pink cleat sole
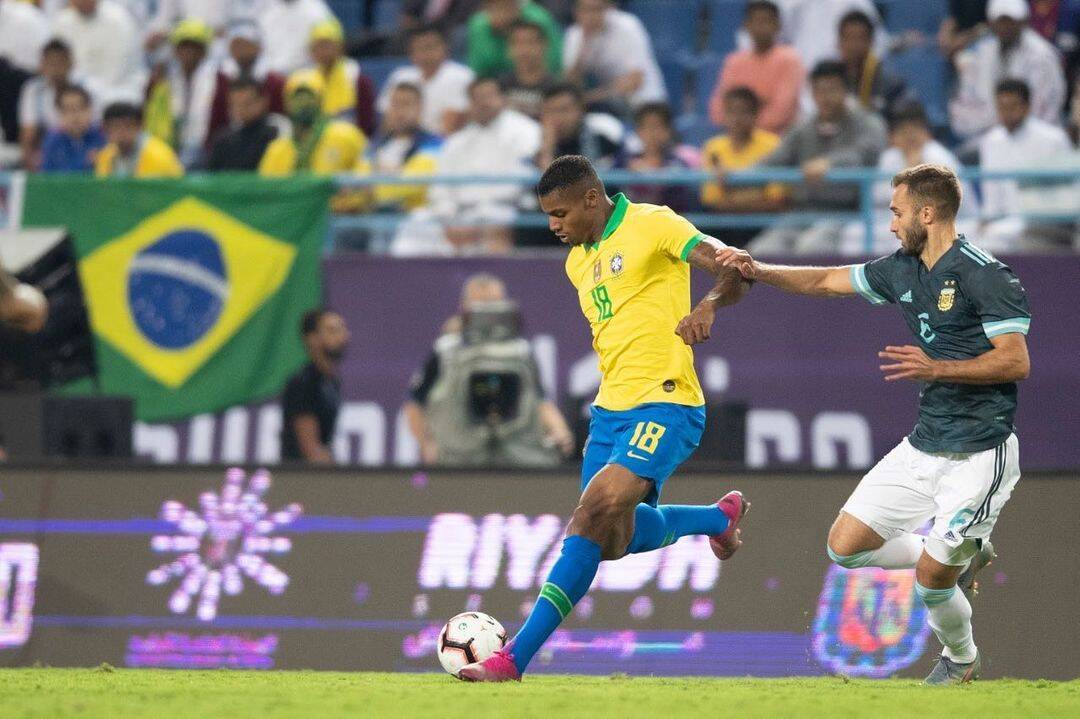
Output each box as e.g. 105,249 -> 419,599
457,648 -> 522,682
710,490 -> 750,561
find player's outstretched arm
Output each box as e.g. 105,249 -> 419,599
714,246 -> 857,298
878,333 -> 1030,385
675,237 -> 752,346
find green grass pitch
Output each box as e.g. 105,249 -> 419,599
2,669 -> 1078,718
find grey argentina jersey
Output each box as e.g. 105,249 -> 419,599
850,238 -> 1031,454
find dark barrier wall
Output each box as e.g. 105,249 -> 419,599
139,255 -> 1080,469
1,467 -> 1078,678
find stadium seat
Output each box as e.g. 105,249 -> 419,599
372,0 -> 403,31
675,112 -> 719,147
883,46 -> 949,129
626,0 -> 704,54
878,0 -> 947,35
658,56 -> 690,114
705,0 -> 746,57
361,55 -> 410,92
690,53 -> 725,118
327,0 -> 364,31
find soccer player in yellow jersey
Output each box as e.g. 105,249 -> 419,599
460,155 -> 752,682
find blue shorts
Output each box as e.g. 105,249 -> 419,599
581,403 -> 706,506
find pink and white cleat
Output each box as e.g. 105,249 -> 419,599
710,490 -> 750,561
457,648 -> 522,682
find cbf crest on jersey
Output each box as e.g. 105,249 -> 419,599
609,252 -> 624,277
938,280 -> 957,312
812,565 -> 931,677
20,175 -> 330,421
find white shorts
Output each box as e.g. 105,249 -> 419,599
842,434 -> 1021,566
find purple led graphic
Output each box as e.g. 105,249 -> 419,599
629,596 -> 653,619
0,542 -> 38,648
402,624 -> 441,659
126,632 -> 278,669
994,571 -> 1007,586
765,577 -> 781,591
465,593 -> 483,611
412,594 -> 429,618
411,472 -> 428,489
574,596 -> 594,619
690,597 -> 713,620
353,583 -> 370,605
145,468 -> 302,622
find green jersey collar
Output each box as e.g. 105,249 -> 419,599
586,193 -> 629,251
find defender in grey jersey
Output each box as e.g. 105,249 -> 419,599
717,164 -> 1031,685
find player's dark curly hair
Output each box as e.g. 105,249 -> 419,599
536,155 -> 602,197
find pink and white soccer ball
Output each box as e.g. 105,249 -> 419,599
437,612 -> 508,676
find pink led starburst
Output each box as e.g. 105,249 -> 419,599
145,468 -> 302,622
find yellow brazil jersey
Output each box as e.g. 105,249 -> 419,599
566,193 -> 706,411
258,121 -> 367,176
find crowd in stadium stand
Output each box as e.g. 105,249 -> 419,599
1,0 -> 1079,253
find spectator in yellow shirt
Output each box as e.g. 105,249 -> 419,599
259,69 -> 367,177
95,102 -> 184,178
701,87 -> 787,210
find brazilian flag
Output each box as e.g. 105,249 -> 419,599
21,175 -> 333,422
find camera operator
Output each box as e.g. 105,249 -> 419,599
403,273 -> 573,466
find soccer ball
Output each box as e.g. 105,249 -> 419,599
437,612 -> 508,676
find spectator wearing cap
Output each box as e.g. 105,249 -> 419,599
260,0 -> 333,75
307,18 -> 377,138
144,18 -> 219,168
467,0 -> 562,78
53,0 -> 144,104
837,10 -> 913,122
144,0 -> 241,53
207,78 -> 279,171
95,101 -> 184,177
950,0 -> 1067,139
40,85 -> 107,173
563,0 -> 665,117
18,39 -> 86,171
259,69 -> 367,176
709,1 -> 804,135
379,24 -> 475,137
0,0 -> 50,73
978,78 -> 1075,251
208,21 -> 287,147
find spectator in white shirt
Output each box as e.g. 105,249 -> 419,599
394,77 -> 540,255
843,101 -> 977,254
562,0 -> 665,116
259,0 -> 333,76
53,0 -> 145,104
144,0 -> 244,52
18,39 -> 86,171
379,25 -> 475,137
950,0 -> 1067,141
759,0 -> 885,71
978,78 -> 1077,251
0,0 -> 50,73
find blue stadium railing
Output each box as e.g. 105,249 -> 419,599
2,168 -> 1078,255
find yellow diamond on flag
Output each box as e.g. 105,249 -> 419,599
79,197 -> 297,389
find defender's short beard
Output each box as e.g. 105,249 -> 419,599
901,219 -> 928,256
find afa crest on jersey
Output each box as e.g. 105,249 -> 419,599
812,565 -> 931,677
938,280 -> 957,312
78,197 -> 297,389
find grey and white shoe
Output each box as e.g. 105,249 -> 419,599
924,652 -> 981,686
958,540 -> 996,601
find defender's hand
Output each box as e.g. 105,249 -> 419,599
676,304 -> 715,346
879,345 -> 939,382
715,246 -> 759,280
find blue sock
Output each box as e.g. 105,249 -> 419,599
509,535 -> 601,674
626,504 -> 729,554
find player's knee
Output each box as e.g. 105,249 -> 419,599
569,493 -> 623,536
826,543 -> 873,569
